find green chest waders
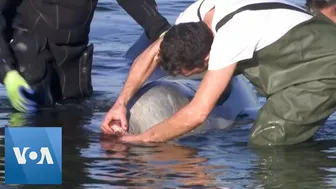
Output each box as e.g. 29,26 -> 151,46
216,3 -> 336,146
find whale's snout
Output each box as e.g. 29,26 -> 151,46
127,80 -> 196,134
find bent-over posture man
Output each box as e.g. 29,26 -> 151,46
102,0 -> 336,146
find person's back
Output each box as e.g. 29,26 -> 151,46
13,0 -> 98,44
174,0 -> 312,71
142,0 -> 336,146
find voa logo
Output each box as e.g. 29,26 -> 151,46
12,147 -> 54,165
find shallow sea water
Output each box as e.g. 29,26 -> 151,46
0,0 -> 335,188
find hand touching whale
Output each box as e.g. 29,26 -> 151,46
101,103 -> 128,135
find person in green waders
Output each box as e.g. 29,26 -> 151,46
306,0 -> 336,22
101,0 -> 336,146
0,0 -> 170,112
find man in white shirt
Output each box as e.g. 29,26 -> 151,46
101,0 -> 336,146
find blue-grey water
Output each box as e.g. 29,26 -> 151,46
0,0 -> 335,188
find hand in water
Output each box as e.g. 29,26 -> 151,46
110,120 -> 127,135
101,103 -> 128,134
4,70 -> 36,112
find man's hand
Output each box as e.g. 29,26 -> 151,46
4,70 -> 36,112
101,102 -> 128,134
101,38 -> 162,134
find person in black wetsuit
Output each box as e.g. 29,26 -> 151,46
117,0 -> 171,41
0,0 -> 171,112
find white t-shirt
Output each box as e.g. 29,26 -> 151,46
175,0 -> 313,70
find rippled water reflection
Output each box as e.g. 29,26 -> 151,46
0,0 -> 335,188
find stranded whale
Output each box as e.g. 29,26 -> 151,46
124,33 -> 261,135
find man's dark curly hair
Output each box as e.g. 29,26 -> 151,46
158,21 -> 214,75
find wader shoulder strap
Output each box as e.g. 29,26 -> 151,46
215,2 -> 311,32
197,0 -> 206,21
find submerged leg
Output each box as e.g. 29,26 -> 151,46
249,79 -> 336,146
49,42 -> 93,102
10,28 -> 54,106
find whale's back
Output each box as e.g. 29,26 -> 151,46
127,81 -> 196,134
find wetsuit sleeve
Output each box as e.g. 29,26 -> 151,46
116,0 -> 171,41
0,1 -> 15,84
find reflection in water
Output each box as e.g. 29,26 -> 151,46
94,137 -> 225,188
0,106 -> 93,189
0,110 -> 334,188
252,139 -> 336,189
8,113 -> 28,126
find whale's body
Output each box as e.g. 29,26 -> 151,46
125,33 -> 261,135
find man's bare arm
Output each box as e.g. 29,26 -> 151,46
116,38 -> 162,106
121,62 -> 238,142
101,38 -> 163,133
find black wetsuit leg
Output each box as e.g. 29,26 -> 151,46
48,41 -> 93,102
9,28 -> 54,106
9,0 -> 97,105
0,0 -> 19,83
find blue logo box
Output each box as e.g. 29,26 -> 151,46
5,127 -> 62,184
